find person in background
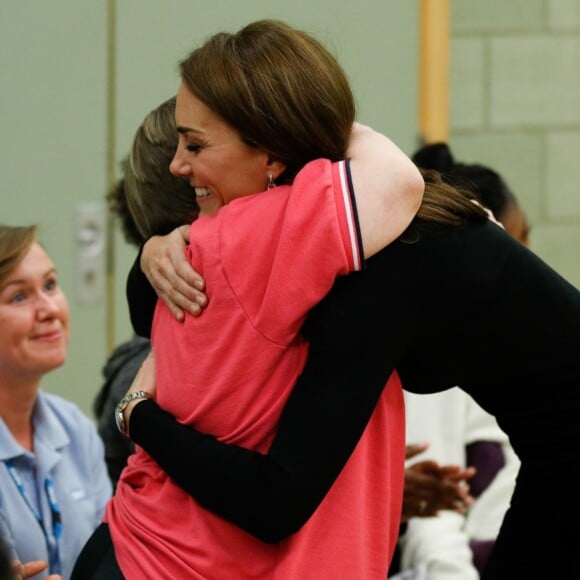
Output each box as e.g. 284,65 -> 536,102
392,389 -> 520,580
92,96 -> 198,488
412,142 -> 529,245
0,225 -> 111,579
388,143 -> 529,579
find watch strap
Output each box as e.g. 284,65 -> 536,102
115,390 -> 151,436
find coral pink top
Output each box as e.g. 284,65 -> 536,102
106,158 -> 405,579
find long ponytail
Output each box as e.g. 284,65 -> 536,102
401,169 -> 489,243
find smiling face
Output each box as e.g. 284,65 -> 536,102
0,242 -> 69,382
170,82 -> 282,217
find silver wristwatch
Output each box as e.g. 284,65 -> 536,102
115,391 -> 151,437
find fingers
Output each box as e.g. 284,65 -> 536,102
404,491 -> 473,520
410,459 -> 445,476
11,560 -> 24,580
142,229 -> 208,321
417,499 -> 439,518
162,286 -> 207,320
402,494 -> 443,520
177,224 -> 190,243
444,466 -> 476,482
163,275 -> 207,317
17,560 -> 49,578
403,462 -> 475,519
405,442 -> 429,460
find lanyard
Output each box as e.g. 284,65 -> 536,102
5,460 -> 62,575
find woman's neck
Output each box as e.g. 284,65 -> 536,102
0,375 -> 40,452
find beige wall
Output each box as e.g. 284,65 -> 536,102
1,1 -> 419,415
449,0 -> 580,288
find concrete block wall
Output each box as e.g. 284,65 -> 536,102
449,0 -> 580,288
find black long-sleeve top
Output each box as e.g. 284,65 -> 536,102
127,219 -> 580,578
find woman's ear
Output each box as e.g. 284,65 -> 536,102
267,158 -> 287,181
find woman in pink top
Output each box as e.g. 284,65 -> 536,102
72,19 -> 423,579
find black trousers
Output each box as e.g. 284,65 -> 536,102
71,522 -> 124,580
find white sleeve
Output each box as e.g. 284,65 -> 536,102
398,512 -> 479,580
463,393 -> 519,540
465,446 -> 520,540
464,393 -> 508,445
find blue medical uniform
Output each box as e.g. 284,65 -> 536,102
0,391 -> 112,579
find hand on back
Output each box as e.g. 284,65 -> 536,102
141,225 -> 207,321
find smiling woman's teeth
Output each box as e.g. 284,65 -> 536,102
195,187 -> 211,198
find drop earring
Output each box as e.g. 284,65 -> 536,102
267,173 -> 276,190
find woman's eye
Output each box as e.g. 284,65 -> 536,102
9,292 -> 26,304
44,279 -> 57,292
186,143 -> 202,153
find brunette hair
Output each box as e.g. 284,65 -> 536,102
179,19 -> 356,184
401,170 -> 489,243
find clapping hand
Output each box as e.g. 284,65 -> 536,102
402,443 -> 475,522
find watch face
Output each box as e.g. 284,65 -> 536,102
115,409 -> 126,435
115,392 -> 149,436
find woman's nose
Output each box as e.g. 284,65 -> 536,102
36,295 -> 61,318
170,148 -> 189,177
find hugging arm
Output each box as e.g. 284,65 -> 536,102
129,254 -> 415,542
124,124 -> 423,540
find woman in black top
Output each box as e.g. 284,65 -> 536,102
124,168 -> 580,579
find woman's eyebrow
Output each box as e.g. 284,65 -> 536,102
177,125 -> 202,135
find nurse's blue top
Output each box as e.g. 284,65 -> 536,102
0,391 -> 112,579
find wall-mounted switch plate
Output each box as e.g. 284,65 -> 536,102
76,202 -> 106,304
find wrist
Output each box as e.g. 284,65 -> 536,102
125,398 -> 146,425
140,236 -> 157,271
115,391 -> 152,437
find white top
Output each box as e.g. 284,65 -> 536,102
392,387 -> 520,579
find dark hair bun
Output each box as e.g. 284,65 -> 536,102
411,142 -> 455,172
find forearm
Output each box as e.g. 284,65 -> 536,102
131,400 -> 296,542
130,346 -> 391,543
